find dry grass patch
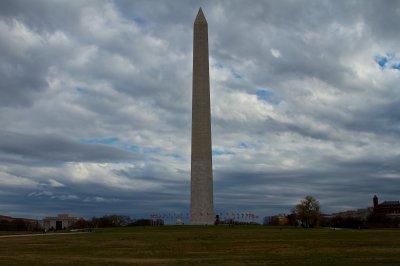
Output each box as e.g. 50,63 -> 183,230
1,227 -> 400,265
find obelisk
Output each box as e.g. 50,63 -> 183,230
190,8 -> 214,225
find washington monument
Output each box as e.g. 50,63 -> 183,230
190,8 -> 214,225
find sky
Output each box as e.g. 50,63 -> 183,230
1,0 -> 399,222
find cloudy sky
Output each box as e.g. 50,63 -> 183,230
1,0 -> 399,222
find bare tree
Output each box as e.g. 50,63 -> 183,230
293,196 -> 321,228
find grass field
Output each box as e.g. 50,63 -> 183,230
1,226 -> 400,265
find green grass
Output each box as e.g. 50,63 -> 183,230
1,226 -> 400,265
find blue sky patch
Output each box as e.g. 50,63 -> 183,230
123,144 -> 184,161
230,68 -> 242,80
121,144 -> 140,153
81,137 -> 119,145
238,142 -> 253,149
374,52 -> 398,70
133,17 -> 146,26
143,147 -> 161,154
213,62 -> 224,69
255,89 -> 280,104
392,63 -> 400,70
211,62 -> 242,79
168,153 -> 183,160
212,149 -> 235,156
374,55 -> 389,68
121,144 -> 172,157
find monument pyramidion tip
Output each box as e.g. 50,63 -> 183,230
195,8 -> 207,24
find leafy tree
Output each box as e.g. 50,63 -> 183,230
293,196 -> 321,228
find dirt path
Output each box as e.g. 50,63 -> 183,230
0,232 -> 89,238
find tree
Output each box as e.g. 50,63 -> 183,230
330,215 -> 365,229
70,218 -> 90,229
263,215 -> 289,226
286,213 -> 298,226
367,212 -> 400,228
293,196 -> 321,228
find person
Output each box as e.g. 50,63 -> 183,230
214,215 -> 220,225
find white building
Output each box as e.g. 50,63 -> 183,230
329,207 -> 373,220
42,214 -> 80,231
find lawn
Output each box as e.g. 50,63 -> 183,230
1,226 -> 400,265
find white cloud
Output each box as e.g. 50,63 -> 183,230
0,0 -> 400,219
270,48 -> 281,58
48,179 -> 65,188
64,162 -> 164,191
0,169 -> 37,188
0,19 -> 43,58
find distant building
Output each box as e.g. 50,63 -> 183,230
0,215 -> 14,222
263,214 -> 289,226
373,195 -> 400,216
329,208 -> 373,220
42,214 -> 80,231
0,215 -> 40,231
328,195 -> 400,220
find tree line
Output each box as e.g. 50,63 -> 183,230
0,218 -> 41,231
71,215 -> 164,229
263,196 -> 321,227
264,195 -> 400,228
0,214 -> 164,231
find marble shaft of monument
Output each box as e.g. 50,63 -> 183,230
190,8 -> 214,225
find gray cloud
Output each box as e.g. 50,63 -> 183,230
0,131 -> 137,165
0,0 -> 399,221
